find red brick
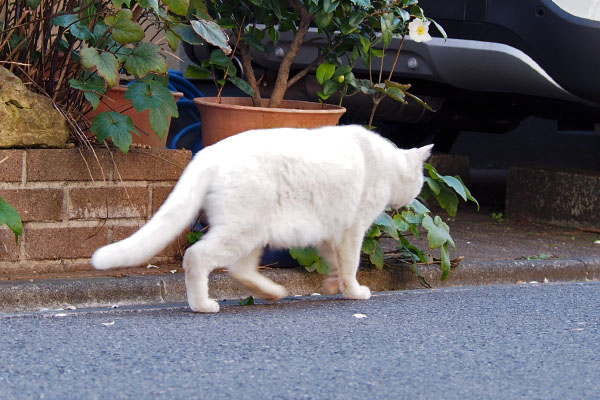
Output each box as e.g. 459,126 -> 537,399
69,186 -> 148,219
112,225 -> 188,259
0,150 -> 24,182
0,228 -> 21,262
25,226 -> 109,260
0,188 -> 63,222
151,184 -> 175,215
113,149 -> 191,181
26,148 -> 113,182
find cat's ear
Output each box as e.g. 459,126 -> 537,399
417,144 -> 434,162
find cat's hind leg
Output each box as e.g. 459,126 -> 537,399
228,248 -> 288,301
183,230 -> 249,313
336,229 -> 371,300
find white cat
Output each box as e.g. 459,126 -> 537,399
92,125 -> 432,312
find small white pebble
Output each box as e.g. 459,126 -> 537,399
310,293 -> 321,296
543,277 -> 549,284
594,240 -> 600,245
353,313 -> 367,319
170,270 -> 177,274
54,313 -> 68,318
529,281 -> 539,284
66,305 -> 77,310
101,321 -> 115,326
146,264 -> 159,269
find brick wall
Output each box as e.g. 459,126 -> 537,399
0,147 -> 192,277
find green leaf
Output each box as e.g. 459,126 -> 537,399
440,243 -> 451,280
166,30 -> 181,51
184,64 -> 212,79
428,17 -> 447,40
314,10 -> 332,28
314,259 -> 331,275
455,175 -> 480,210
362,236 -> 376,254
239,295 -> 254,306
90,111 -> 135,153
228,76 -> 254,97
322,79 -> 339,96
187,230 -> 204,244
425,176 -> 441,195
374,212 -> 399,240
209,49 -> 233,68
435,184 -> 459,217
422,214 -> 455,250
52,13 -> 78,28
380,13 -> 393,48
190,20 -> 232,55
393,214 -> 409,231
125,81 -> 178,138
0,197 -> 23,244
69,74 -> 107,110
407,199 -> 430,215
405,91 -> 434,112
348,11 -> 365,27
413,263 -> 432,288
80,48 -> 119,88
105,9 -> 144,44
351,0 -> 369,7
124,42 -> 167,78
316,63 -> 335,85
171,24 -> 206,46
289,247 -> 320,266
369,241 -> 384,270
164,0 -> 189,15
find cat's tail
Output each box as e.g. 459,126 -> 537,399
91,155 -> 209,270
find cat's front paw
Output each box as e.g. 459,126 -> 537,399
343,285 -> 371,300
189,299 -> 220,313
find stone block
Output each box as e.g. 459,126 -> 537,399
506,166 -> 600,229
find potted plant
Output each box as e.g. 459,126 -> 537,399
0,0 -> 209,152
183,0 -> 445,145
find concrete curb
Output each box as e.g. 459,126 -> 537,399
1,256 -> 599,313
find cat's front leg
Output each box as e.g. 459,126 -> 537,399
183,243 -> 220,313
336,229 -> 371,300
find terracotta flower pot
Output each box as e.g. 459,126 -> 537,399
86,86 -> 184,149
193,97 -> 346,147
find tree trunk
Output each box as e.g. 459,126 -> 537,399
268,0 -> 312,108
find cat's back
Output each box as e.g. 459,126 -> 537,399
206,125 -> 380,163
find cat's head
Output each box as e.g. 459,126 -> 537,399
389,144 -> 433,209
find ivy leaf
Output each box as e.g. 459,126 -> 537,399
187,231 -> 204,244
69,74 -> 107,110
80,47 -> 119,87
435,184 -> 459,217
407,199 -> 430,215
0,197 -> 23,244
374,212 -> 399,240
422,214 -> 455,251
289,247 -> 331,274
190,20 -> 232,55
369,241 -> 384,270
439,243 -> 451,280
124,42 -> 167,78
125,81 -> 178,139
362,236 -> 376,254
105,9 -> 144,44
239,295 -> 254,306
90,111 -> 136,153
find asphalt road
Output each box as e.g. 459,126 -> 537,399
1,282 -> 599,400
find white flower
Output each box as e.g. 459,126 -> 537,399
408,18 -> 432,43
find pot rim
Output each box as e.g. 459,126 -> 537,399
193,96 -> 346,114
